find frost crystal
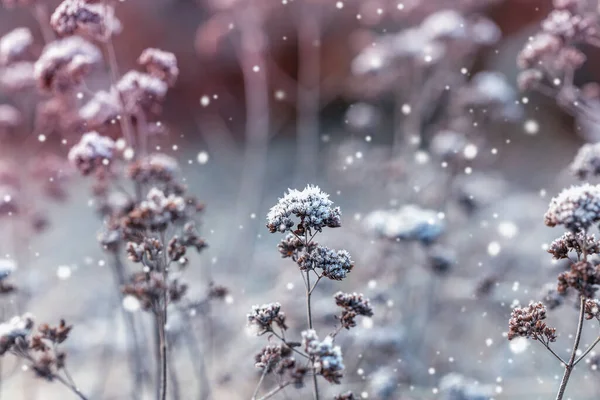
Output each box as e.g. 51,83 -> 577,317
266,185 -> 341,233
544,184 -> 600,231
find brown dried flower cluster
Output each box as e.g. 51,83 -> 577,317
334,292 -> 373,329
507,302 -> 557,343
557,260 -> 600,297
547,231 -> 600,259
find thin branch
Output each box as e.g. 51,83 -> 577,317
574,335 -> 600,366
540,341 -> 567,366
257,382 -> 292,400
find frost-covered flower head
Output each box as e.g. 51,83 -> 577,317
266,185 -> 341,234
517,33 -> 561,69
544,184 -> 600,232
138,48 -> 179,87
298,246 -> 353,280
50,0 -> 121,41
571,142 -> 600,180
247,303 -> 287,334
335,292 -> 373,328
34,36 -> 101,93
136,188 -> 186,230
68,131 -> 115,175
0,314 -> 33,355
302,330 -> 344,384
127,153 -> 179,184
116,70 -> 168,113
0,27 -> 33,65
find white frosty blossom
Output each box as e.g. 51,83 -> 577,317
302,330 -> 345,384
247,302 -> 287,334
298,246 -> 353,280
0,27 -> 33,65
266,185 -> 341,233
570,142 -> 600,180
544,184 -> 600,232
68,131 -> 115,175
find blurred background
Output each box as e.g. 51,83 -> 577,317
0,0 -> 597,399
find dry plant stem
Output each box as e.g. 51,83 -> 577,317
251,368 -> 268,400
102,2 -> 136,151
155,311 -> 167,400
257,382 -> 291,400
574,335 -> 600,366
167,334 -> 181,400
180,312 -> 211,400
555,296 -> 586,400
112,254 -> 144,399
235,3 -> 270,273
295,4 -> 321,184
304,244 -> 320,400
32,4 -> 54,44
156,232 -> 168,400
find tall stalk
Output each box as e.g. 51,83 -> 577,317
295,3 -> 321,184
303,232 -> 319,400
555,295 -> 585,400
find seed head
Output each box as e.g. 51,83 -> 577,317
266,185 -> 341,234
507,302 -> 557,342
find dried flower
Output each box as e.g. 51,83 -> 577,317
266,185 -> 341,234
79,89 -> 122,131
0,27 -> 33,65
517,33 -> 561,69
123,188 -> 186,232
507,302 -> 557,342
247,303 -> 287,334
547,231 -> 600,259
116,70 -> 168,114
127,153 -> 179,184
122,271 -> 187,311
544,184 -> 600,232
34,36 -> 101,93
138,48 -> 179,87
571,143 -> 600,180
50,0 -> 121,41
334,292 -> 373,329
557,260 -> 600,297
334,392 -> 355,400
0,314 -> 33,355
584,298 -> 600,320
302,330 -> 344,384
68,131 -> 115,175
254,345 -> 288,372
297,246 -> 353,280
